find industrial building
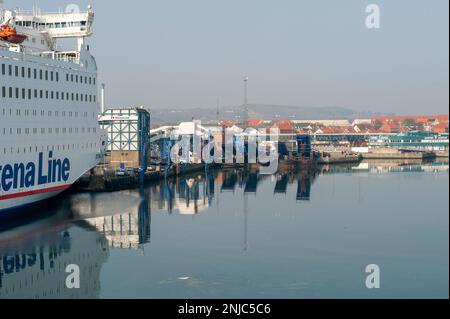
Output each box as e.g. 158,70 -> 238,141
98,107 -> 151,169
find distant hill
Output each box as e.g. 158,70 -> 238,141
150,104 -> 386,125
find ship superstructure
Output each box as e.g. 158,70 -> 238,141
0,2 -> 106,212
368,132 -> 449,152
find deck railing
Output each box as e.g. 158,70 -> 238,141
0,45 -> 81,65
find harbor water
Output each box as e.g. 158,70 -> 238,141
0,160 -> 448,299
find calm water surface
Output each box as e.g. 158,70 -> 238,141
0,160 -> 448,299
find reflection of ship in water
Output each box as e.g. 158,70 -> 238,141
0,219 -> 109,299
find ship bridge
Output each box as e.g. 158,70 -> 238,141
1,5 -> 95,51
13,6 -> 94,39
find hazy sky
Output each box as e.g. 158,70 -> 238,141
5,0 -> 449,114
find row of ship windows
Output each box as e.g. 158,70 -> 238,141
1,63 -> 96,85
2,127 -> 97,135
2,143 -> 99,155
1,87 -> 96,103
16,20 -> 88,29
1,108 -> 93,118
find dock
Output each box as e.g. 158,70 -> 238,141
74,163 -> 211,192
318,152 -> 362,164
435,151 -> 449,158
362,149 -> 437,160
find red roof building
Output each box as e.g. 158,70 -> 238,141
432,123 -> 449,133
273,120 -> 295,134
245,119 -> 265,127
219,120 -> 234,128
379,122 -> 400,133
373,115 -> 449,126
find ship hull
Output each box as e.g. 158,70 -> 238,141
0,151 -> 102,213
0,189 -> 67,213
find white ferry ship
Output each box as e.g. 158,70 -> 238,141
0,2 -> 106,213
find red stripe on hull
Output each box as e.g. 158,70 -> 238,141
0,185 -> 71,201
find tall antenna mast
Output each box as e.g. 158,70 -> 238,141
0,0 -> 4,20
216,97 -> 220,123
243,75 -> 249,126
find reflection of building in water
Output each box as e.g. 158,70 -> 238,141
0,225 -> 109,299
274,174 -> 289,194
219,169 -> 269,194
220,171 -> 239,192
81,188 -> 152,250
149,168 -> 319,213
243,172 -> 259,194
320,159 -> 449,175
272,169 -> 317,201
150,174 -> 215,215
297,178 -> 311,201
86,214 -> 141,250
